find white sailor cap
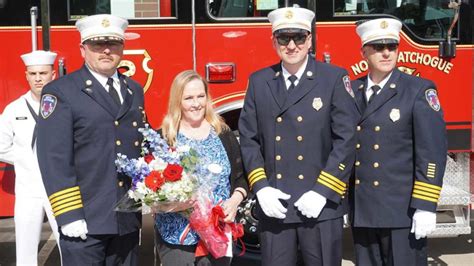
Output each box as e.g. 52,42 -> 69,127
356,18 -> 402,46
21,50 -> 57,66
75,14 -> 128,43
268,7 -> 315,34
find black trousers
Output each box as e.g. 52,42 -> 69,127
155,230 -> 232,266
259,217 -> 344,266
352,227 -> 427,266
59,231 -> 139,266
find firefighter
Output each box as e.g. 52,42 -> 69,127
0,50 -> 61,265
36,14 -> 145,265
350,18 -> 448,265
238,7 -> 358,266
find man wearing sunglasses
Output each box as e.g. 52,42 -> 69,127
37,14 -> 145,265
239,7 -> 358,266
350,18 -> 447,265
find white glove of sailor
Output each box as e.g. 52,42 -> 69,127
61,219 -> 88,240
410,209 -> 436,240
256,187 -> 291,219
294,191 -> 327,219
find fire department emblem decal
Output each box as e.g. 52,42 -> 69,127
342,75 -> 355,98
380,20 -> 388,29
285,10 -> 293,19
312,97 -> 323,111
390,108 -> 400,122
40,94 -> 57,119
425,89 -> 440,111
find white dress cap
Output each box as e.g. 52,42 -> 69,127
75,14 -> 128,43
268,7 -> 315,33
356,18 -> 402,46
21,50 -> 57,66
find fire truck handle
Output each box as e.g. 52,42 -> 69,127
58,57 -> 67,77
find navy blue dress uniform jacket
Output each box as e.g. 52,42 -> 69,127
37,65 -> 145,235
239,57 -> 359,223
351,69 -> 447,228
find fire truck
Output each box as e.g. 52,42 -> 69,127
0,0 -> 472,255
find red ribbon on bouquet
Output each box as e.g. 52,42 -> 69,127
193,205 -> 246,257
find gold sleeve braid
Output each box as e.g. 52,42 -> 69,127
49,186 -> 84,217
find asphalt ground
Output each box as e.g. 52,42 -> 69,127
0,212 -> 473,266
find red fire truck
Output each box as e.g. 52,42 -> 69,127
0,0 -> 472,254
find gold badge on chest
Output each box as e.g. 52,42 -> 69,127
312,97 -> 323,111
390,108 -> 400,122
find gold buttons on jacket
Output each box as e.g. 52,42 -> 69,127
297,155 -> 303,161
355,161 -> 360,166
297,116 -> 303,122
276,174 -> 282,179
277,117 -> 282,123
276,136 -> 281,141
373,162 -> 379,168
114,121 -> 119,126
374,144 -> 380,150
357,126 -> 361,131
356,143 -> 361,149
276,155 -> 281,161
375,126 -> 381,132
118,181 -> 124,187
134,141 -> 140,147
298,174 -> 304,180
116,140 -> 121,146
355,179 -> 360,185
373,181 -> 380,186
297,136 -> 303,141
132,121 -> 138,127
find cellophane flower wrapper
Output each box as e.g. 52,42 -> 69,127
114,124 -> 200,214
187,164 -> 231,258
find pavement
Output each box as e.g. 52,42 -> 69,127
0,212 -> 473,266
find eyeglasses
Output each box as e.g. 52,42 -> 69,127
275,34 -> 309,46
368,43 -> 399,52
84,40 -> 124,50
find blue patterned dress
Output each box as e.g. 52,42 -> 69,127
155,127 -> 231,245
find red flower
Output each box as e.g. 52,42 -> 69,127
145,171 -> 164,192
163,164 -> 183,182
144,154 -> 155,164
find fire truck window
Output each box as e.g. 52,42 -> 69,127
208,0 -> 310,18
334,0 -> 459,40
69,0 -> 177,20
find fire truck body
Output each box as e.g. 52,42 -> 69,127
0,0 -> 472,243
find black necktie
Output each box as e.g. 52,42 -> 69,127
25,99 -> 38,149
107,78 -> 121,105
368,85 -> 381,104
288,75 -> 297,93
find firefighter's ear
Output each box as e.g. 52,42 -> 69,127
79,43 -> 86,58
360,47 -> 367,59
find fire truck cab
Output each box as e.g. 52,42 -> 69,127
0,0 -> 472,256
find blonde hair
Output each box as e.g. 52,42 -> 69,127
161,70 -> 228,147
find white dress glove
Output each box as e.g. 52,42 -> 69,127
410,209 -> 436,240
294,191 -> 327,219
61,219 -> 88,240
256,187 -> 291,219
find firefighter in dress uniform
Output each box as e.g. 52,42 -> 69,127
36,14 -> 145,265
238,7 -> 359,266
0,50 -> 62,265
350,18 -> 447,266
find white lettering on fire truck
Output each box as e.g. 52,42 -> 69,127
351,51 -> 454,76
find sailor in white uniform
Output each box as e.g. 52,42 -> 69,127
0,50 -> 61,265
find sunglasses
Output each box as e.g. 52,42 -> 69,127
368,43 -> 399,52
275,34 -> 309,46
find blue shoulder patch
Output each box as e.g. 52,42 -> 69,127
40,94 -> 57,119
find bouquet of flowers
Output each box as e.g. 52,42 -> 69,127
115,124 -> 200,214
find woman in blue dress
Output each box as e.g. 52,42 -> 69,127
155,70 -> 248,265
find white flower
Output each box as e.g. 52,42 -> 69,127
208,163 -> 222,175
148,158 -> 167,171
177,145 -> 190,153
